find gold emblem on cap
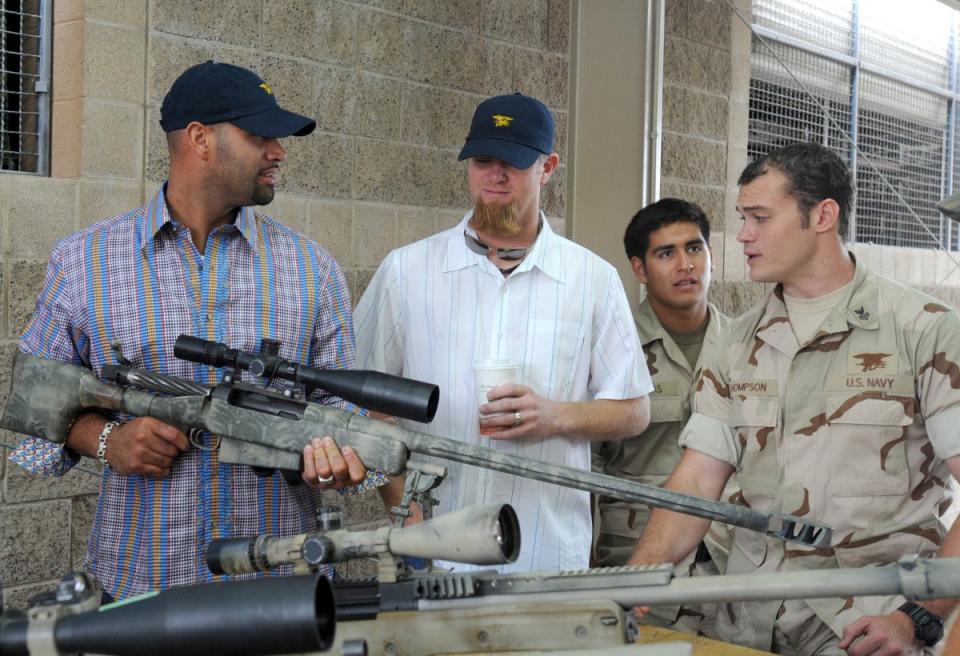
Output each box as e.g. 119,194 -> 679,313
492,114 -> 513,127
259,82 -> 274,95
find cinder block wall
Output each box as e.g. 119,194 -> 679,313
0,0 -> 571,606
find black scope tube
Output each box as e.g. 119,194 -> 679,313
175,335 -> 439,423
0,574 -> 334,656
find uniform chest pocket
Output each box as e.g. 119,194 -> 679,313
730,396 -> 779,453
826,394 -> 912,497
650,395 -> 684,423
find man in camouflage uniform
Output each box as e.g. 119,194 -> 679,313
628,143 -> 960,655
593,198 -> 732,636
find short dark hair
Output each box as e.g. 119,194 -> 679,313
737,143 -> 853,238
624,198 -> 711,262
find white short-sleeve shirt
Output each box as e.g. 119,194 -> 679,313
356,212 -> 652,572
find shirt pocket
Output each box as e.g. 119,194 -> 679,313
527,320 -> 586,396
650,395 -> 684,423
730,396 -> 779,453
825,394 -> 912,497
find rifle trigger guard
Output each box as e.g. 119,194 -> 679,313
189,427 -> 221,452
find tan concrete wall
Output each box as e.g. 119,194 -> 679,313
0,0 -> 570,605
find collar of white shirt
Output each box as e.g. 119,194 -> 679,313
442,210 -> 565,284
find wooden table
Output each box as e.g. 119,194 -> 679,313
637,627 -> 775,655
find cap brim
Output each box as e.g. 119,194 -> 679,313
230,106 -> 316,138
458,138 -> 542,169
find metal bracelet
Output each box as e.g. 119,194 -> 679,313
96,422 -> 119,467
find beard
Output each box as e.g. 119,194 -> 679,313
251,181 -> 276,206
470,198 -> 522,236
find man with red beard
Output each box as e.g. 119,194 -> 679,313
355,92 -> 652,573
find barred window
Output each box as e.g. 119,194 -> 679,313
1,0 -> 50,175
749,0 -> 959,249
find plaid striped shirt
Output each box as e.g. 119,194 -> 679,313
10,186 -> 381,598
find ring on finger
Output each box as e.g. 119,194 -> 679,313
317,474 -> 335,485
513,411 -> 522,427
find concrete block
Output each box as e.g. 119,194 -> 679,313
661,133 -> 727,186
307,200 -> 353,268
0,175 -> 7,249
658,179 -> 727,232
258,56 -> 320,122
439,208 -> 467,230
687,0 -> 732,49
438,31 -> 514,95
547,0 -> 570,53
0,344 -> 18,408
72,495 -> 98,570
8,261 -> 45,337
540,163 -> 566,219
51,98 -> 83,178
353,268 -> 378,305
2,578 -> 59,612
435,151 -> 471,208
354,204 -> 397,266
315,69 -> 401,140
353,0 -> 404,11
398,207 -> 437,247
83,23 -> 146,104
546,214 -> 565,236
54,0 -> 83,23
340,489 -> 389,527
262,0 -> 356,66
280,133 -> 353,199
662,85 -> 687,134
663,35 -> 730,97
52,19 -> 83,102
709,230 -> 725,281
355,140 -> 445,206
267,193 -> 308,237
722,220 -> 747,282
405,0 -> 481,30
85,0 -> 148,27
78,179 -> 145,228
8,176 -> 76,258
81,102 -> 144,180
144,107 -> 169,185
147,35 -> 256,106
150,0 -> 260,47
358,11 -> 444,84
4,450 -> 102,503
553,109 -> 568,162
686,90 -> 729,140
513,49 -> 568,110
0,500 -> 71,586
400,86 -> 477,149
720,280 -> 769,317
482,0 -> 548,49
665,0 -> 689,37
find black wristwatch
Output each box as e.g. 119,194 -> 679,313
898,601 -> 944,647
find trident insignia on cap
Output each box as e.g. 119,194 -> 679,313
492,114 -> 513,127
259,82 -> 274,95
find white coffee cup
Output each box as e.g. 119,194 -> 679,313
473,358 -> 517,433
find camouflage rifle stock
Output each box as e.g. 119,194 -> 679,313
324,555 -> 960,655
1,348 -> 832,548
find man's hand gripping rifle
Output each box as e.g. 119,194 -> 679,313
1,335 -> 832,547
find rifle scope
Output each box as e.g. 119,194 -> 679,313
207,503 -> 521,576
175,334 -> 439,423
0,574 -> 335,656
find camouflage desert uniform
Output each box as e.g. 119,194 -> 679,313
680,260 -> 960,655
594,298 -> 733,634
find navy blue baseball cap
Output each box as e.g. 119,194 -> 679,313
160,61 -> 316,138
458,92 -> 555,169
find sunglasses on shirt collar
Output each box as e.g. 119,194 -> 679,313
463,219 -> 543,262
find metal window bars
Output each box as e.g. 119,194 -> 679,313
1,0 -> 50,175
